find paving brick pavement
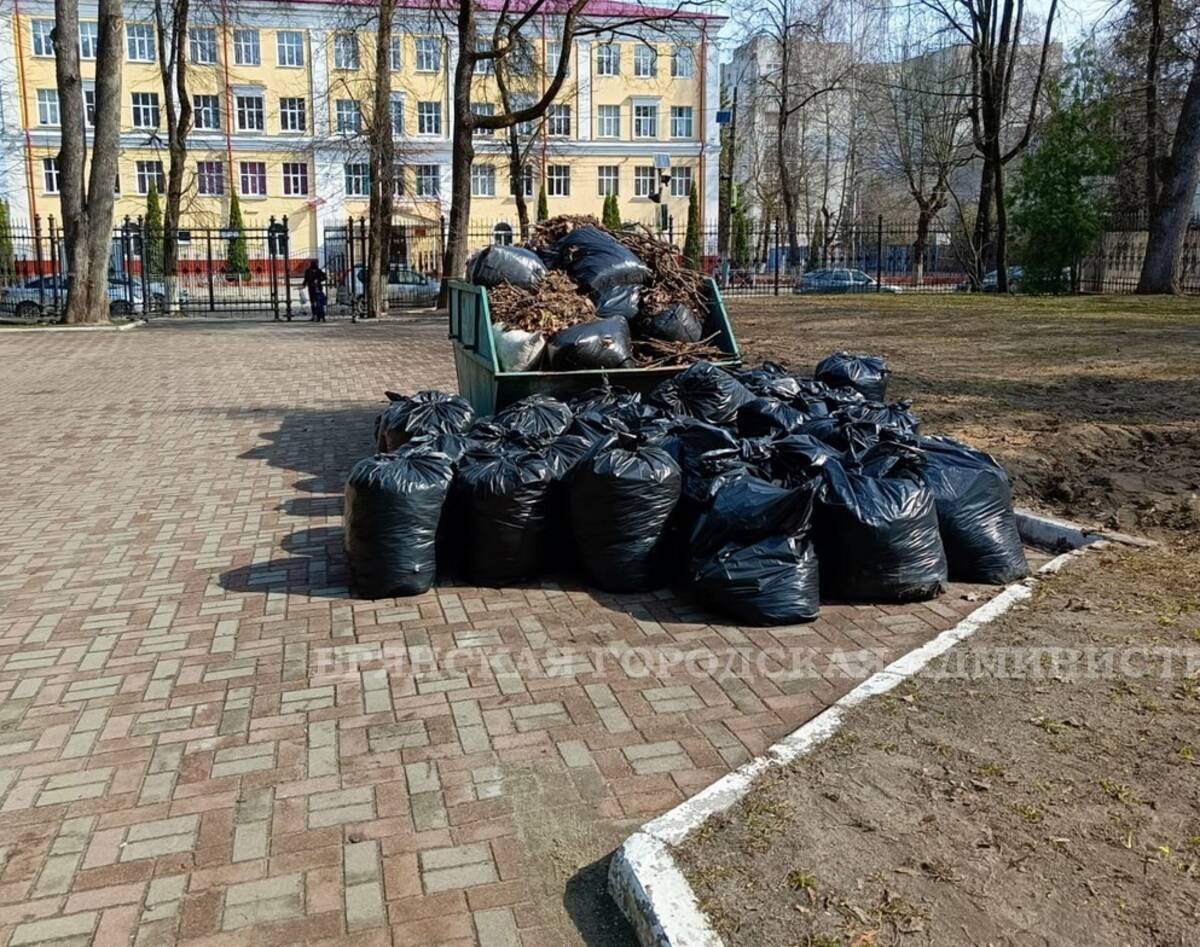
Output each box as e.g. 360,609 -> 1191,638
0,319 -> 1036,946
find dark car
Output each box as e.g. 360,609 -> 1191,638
792,267 -> 900,294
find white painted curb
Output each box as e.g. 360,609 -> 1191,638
609,510 -> 1145,947
0,318 -> 146,333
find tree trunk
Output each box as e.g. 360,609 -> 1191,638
366,0 -> 397,320
972,158 -> 994,289
912,206 -> 930,287
1138,55 -> 1200,294
993,148 -> 1010,292
437,2 -> 476,308
1145,0 -> 1163,207
56,0 -> 124,323
157,0 -> 191,312
506,128 -> 530,242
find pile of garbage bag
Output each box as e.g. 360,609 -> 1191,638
344,356 -> 1029,623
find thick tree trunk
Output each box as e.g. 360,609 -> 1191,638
506,129 -> 530,242
437,2 -> 476,308
56,0 -> 124,323
1138,55 -> 1200,294
366,0 -> 397,320
1145,0 -> 1163,207
912,206 -> 930,287
992,148 -> 1010,293
972,158 -> 994,289
775,114 -> 801,271
157,0 -> 191,311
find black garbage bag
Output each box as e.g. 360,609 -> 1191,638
547,317 -> 633,370
762,433 -> 843,487
814,352 -> 889,402
657,419 -> 742,504
595,285 -> 641,320
690,475 -> 821,625
797,415 -> 881,461
551,226 -> 652,295
568,409 -> 632,445
494,395 -> 574,439
344,451 -> 455,598
642,304 -> 703,343
406,431 -> 474,464
468,245 -> 546,290
814,459 -> 948,602
455,445 -> 554,586
837,400 -> 920,435
647,362 -> 755,426
569,437 -> 682,592
376,390 -> 475,452
737,397 -> 807,438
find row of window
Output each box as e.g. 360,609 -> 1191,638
472,163 -> 693,199
27,21 -> 694,78
34,89 -> 696,140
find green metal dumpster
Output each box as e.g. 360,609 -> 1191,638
448,278 -> 742,415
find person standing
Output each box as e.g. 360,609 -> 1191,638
301,261 -> 328,322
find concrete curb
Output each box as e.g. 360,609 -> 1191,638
609,509 -> 1145,947
0,319 -> 146,333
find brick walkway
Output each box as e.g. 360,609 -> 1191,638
0,319 -> 1014,947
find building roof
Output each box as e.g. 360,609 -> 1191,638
277,0 -> 725,23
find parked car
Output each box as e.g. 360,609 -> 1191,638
0,275 -> 146,319
956,266 -> 1025,293
792,268 -> 901,294
336,263 -> 439,309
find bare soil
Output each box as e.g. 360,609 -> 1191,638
676,539 -> 1200,946
728,294 -> 1200,538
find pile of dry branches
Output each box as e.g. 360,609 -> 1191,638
611,225 -> 709,318
486,271 -> 595,335
528,215 -> 601,248
631,333 -> 726,368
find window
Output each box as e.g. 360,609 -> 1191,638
335,100 -> 362,134
597,165 -> 619,197
493,222 -> 514,246
389,35 -> 402,71
132,92 -> 160,129
634,166 -> 656,197
193,94 -> 221,130
515,164 -> 534,198
344,162 -> 370,196
416,37 -> 440,72
196,161 -> 224,195
472,102 -> 494,136
334,33 -> 359,70
596,43 -> 619,76
127,24 -> 156,62
390,94 -> 404,136
671,47 -> 694,78
547,164 -> 570,197
473,44 -> 494,75
670,105 -> 694,139
136,160 -> 165,195
393,166 -> 405,197
278,97 -> 305,132
547,104 -> 571,137
282,162 -> 309,196
277,30 -> 304,67
36,90 -> 59,126
633,103 -> 658,138
31,20 -> 54,57
634,44 -> 656,77
417,101 -> 441,135
235,94 -> 264,132
233,29 -> 260,66
240,160 -> 267,197
670,166 -> 693,197
415,164 -> 440,197
471,163 -> 496,197
597,104 -> 620,138
84,87 -> 96,126
189,27 -> 217,64
42,157 -> 59,193
546,42 -> 561,74
80,23 -> 99,60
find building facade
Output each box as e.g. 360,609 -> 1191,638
0,1 -> 723,264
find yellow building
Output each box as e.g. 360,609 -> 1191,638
0,2 -> 723,267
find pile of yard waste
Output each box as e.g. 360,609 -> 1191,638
468,215 -> 724,371
343,354 -> 1029,626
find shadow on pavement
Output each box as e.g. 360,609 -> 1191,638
563,855 -> 638,947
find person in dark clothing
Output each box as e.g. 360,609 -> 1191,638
302,262 -> 328,322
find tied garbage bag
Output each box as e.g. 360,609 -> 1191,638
690,475 -> 821,625
551,226 -> 651,295
797,415 -> 881,460
376,390 -> 475,452
815,459 -> 948,602
455,446 -> 554,586
836,400 -> 920,435
814,352 -> 890,401
570,437 -> 682,592
547,317 -> 633,371
494,395 -> 574,439
595,285 -> 641,320
643,303 -> 703,343
344,450 -> 455,598
737,397 -> 807,438
762,433 -> 842,487
468,245 -> 546,290
648,362 -> 755,426
493,324 -> 546,372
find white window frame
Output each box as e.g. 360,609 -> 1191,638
193,94 -> 221,131
471,163 -> 496,197
240,160 -> 267,197
516,164 -> 534,198
36,89 -> 59,127
235,93 -> 265,132
276,30 -> 304,68
546,41 -> 562,75
633,101 -> 658,139
417,101 -> 442,136
547,104 -> 571,137
233,29 -> 260,66
279,96 -> 306,132
596,43 -> 619,76
282,161 -> 309,196
634,165 -> 657,198
131,91 -> 160,129
633,44 -> 656,78
547,164 -> 570,197
31,20 -> 54,58
473,44 -> 494,75
334,32 -> 359,70
597,165 -> 619,197
83,86 -> 96,126
670,166 -> 693,197
415,164 -> 440,197
670,105 -> 694,139
415,37 -> 440,72
136,160 -> 165,195
390,93 -> 405,136
196,160 -> 224,195
344,162 -> 370,197
189,27 -> 217,65
389,35 -> 402,71
42,157 -> 59,193
671,47 -> 694,78
597,104 -> 620,138
335,99 -> 362,134
127,23 -> 156,62
393,165 -> 406,197
472,102 -> 494,136
79,22 -> 99,60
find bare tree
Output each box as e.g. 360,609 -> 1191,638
366,0 -> 398,320
153,0 -> 193,310
54,0 -> 124,323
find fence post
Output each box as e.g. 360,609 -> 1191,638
268,215 -> 280,320
138,215 -> 151,316
32,215 -> 45,311
439,214 -> 447,276
47,215 -> 60,314
121,217 -> 134,307
346,216 -> 356,313
773,217 -> 780,297
282,215 -> 292,318
876,214 -> 883,293
206,228 -> 216,311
